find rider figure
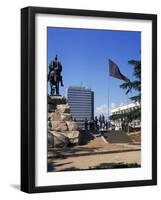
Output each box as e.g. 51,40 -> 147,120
53,55 -> 64,86
49,55 -> 64,87
48,55 -> 64,95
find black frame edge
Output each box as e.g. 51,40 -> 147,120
32,180 -> 155,193
152,14 -> 157,185
21,7 -> 30,193
21,7 -> 36,193
24,6 -> 157,19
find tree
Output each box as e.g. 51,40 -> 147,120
120,59 -> 141,121
109,59 -> 141,132
120,60 -> 141,103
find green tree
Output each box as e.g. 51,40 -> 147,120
110,59 -> 141,132
120,60 -> 141,103
120,59 -> 141,122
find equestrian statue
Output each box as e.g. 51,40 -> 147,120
48,55 -> 64,95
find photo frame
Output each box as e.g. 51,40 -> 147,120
21,6 -> 157,193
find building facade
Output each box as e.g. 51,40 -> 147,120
67,86 -> 94,129
111,102 -> 141,130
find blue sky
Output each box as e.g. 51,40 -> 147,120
47,27 -> 141,117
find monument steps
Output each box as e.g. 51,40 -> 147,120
104,131 -> 133,144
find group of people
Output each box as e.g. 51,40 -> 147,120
84,114 -> 110,131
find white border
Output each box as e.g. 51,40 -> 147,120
35,14 -> 152,186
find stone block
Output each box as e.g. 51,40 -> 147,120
66,121 -> 78,131
48,131 -> 69,148
48,95 -> 67,111
50,112 -> 61,121
48,95 -> 67,104
61,131 -> 80,144
56,104 -> 70,113
48,95 -> 80,146
60,113 -> 72,121
50,121 -> 68,131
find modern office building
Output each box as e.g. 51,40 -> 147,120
67,86 -> 94,129
111,102 -> 141,130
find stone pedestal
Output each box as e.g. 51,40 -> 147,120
48,95 -> 80,148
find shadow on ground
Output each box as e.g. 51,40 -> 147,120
48,146 -> 102,159
10,184 -> 20,191
78,130 -> 95,145
48,161 -> 73,172
57,162 -> 141,172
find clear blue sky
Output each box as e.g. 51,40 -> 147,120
47,27 -> 141,117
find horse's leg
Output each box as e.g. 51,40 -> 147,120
60,76 -> 64,86
57,81 -> 59,95
50,81 -> 54,95
53,84 -> 56,95
55,83 -> 58,95
56,81 -> 59,95
50,83 -> 53,95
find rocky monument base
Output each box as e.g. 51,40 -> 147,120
48,95 -> 80,148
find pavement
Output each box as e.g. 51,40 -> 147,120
48,142 -> 140,159
48,135 -> 141,159
48,132 -> 141,172
48,134 -> 141,171
48,151 -> 141,171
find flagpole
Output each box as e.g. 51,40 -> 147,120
126,92 -> 130,133
108,61 -> 110,123
108,59 -> 130,131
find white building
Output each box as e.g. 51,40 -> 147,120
111,102 -> 141,130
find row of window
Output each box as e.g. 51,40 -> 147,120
112,106 -> 140,115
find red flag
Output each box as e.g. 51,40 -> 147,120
109,59 -> 129,82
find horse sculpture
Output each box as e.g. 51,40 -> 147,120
48,55 -> 64,95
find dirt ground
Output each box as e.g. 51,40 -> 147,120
48,132 -> 141,172
48,150 -> 141,171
